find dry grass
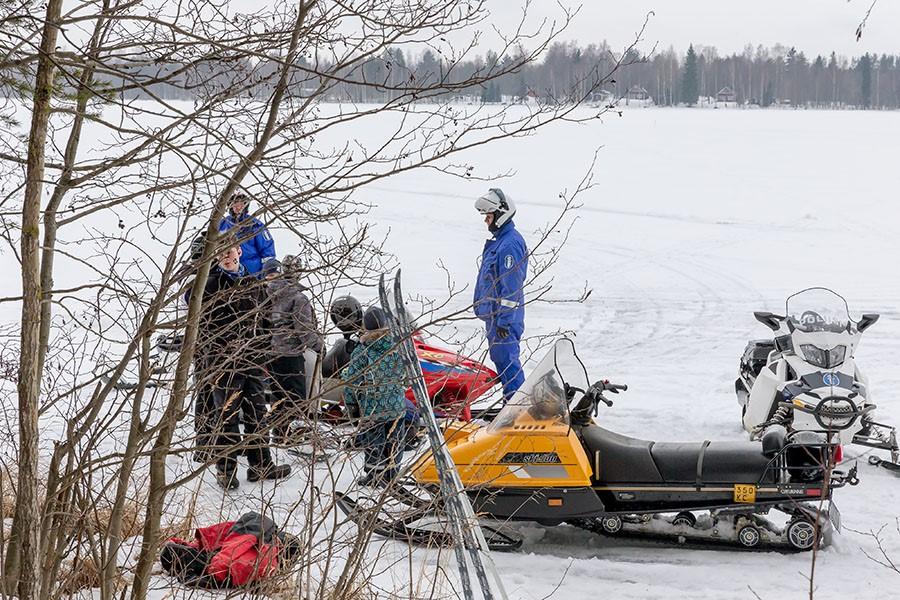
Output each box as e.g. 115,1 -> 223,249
56,557 -> 128,596
87,499 -> 145,539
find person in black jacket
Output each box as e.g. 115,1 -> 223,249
199,244 -> 290,490
262,257 -> 323,444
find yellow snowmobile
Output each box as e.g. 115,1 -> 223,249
338,338 -> 857,552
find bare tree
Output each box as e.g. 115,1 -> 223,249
0,0 -> 638,597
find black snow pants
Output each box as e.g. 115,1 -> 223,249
193,355 -> 215,460
269,354 -> 308,438
210,368 -> 272,472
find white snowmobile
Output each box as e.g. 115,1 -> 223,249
735,287 -> 899,472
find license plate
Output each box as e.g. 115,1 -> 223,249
829,501 -> 842,533
733,484 -> 757,503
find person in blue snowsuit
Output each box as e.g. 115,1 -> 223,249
473,188 -> 528,401
218,193 -> 276,276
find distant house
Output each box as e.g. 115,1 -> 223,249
716,86 -> 736,103
626,85 -> 650,101
589,89 -> 614,105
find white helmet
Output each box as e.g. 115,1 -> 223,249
475,188 -> 516,232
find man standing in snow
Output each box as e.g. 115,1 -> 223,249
473,188 -> 528,402
199,243 -> 290,490
218,193 -> 276,276
263,256 -> 323,443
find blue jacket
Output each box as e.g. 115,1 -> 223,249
473,220 -> 528,339
218,212 -> 276,275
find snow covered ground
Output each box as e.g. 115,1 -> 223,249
6,105 -> 900,599
335,107 -> 900,599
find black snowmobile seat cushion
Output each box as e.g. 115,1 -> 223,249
580,426 -> 664,484
651,441 -> 775,484
761,425 -> 787,458
582,426 -> 776,486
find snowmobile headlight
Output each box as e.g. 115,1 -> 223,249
827,345 -> 847,368
800,344 -> 847,369
800,344 -> 827,368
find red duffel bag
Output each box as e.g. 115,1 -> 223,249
161,512 -> 300,588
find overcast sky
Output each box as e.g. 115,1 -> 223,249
480,0 -> 897,58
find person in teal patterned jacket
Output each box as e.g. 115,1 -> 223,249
342,306 -> 407,486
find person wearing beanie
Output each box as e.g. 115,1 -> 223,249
263,256 -> 323,443
199,244 -> 290,490
341,306 -> 407,486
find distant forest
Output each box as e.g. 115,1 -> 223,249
16,41 -> 897,109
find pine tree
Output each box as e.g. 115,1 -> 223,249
858,53 -> 873,108
681,44 -> 699,106
763,81 -> 775,107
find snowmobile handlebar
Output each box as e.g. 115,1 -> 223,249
584,380 -> 628,411
602,381 -> 628,393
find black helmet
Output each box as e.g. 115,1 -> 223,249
261,257 -> 282,276
363,306 -> 389,332
330,295 -> 363,333
190,230 -> 208,261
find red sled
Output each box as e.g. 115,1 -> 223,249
321,331 -> 497,422
408,334 -> 496,421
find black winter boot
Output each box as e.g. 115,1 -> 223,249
247,463 -> 292,482
215,464 -> 239,491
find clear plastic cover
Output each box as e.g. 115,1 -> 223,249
488,338 -> 589,431
786,288 -> 851,334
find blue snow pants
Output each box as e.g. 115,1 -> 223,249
488,334 -> 524,401
361,418 -> 406,481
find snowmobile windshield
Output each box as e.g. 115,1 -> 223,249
786,288 -> 851,334
488,338 -> 590,432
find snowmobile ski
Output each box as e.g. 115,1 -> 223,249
868,455 -> 900,473
334,490 -> 523,552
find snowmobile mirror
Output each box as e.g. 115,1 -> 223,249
857,313 -> 880,333
754,311 -> 783,332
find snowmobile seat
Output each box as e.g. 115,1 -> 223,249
650,441 -> 776,485
580,426 -> 664,484
740,339 -> 776,379
760,425 -> 787,458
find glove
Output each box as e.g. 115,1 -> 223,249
495,327 -> 509,339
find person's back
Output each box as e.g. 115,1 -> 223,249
268,275 -> 322,357
263,260 -> 322,440
342,333 -> 405,422
342,307 -> 407,486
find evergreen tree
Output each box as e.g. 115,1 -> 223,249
763,81 -> 775,107
681,44 -> 699,105
858,53 -> 873,108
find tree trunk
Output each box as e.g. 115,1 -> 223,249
5,0 -> 63,597
129,4 -> 313,597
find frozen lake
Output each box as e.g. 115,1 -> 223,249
4,104 -> 900,599
347,106 -> 900,600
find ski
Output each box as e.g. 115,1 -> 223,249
381,270 -> 507,600
334,490 -> 524,552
